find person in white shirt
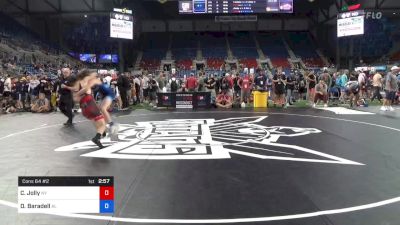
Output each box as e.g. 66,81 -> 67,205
357,71 -> 367,98
3,74 -> 12,97
141,75 -> 150,102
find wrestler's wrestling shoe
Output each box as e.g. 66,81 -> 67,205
92,134 -> 105,149
109,123 -> 120,141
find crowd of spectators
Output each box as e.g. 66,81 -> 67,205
1,63 -> 399,114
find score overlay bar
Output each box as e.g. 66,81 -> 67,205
18,176 -> 114,214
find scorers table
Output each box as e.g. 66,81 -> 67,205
157,92 -> 211,109
18,176 -> 114,214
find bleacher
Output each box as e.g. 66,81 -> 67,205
287,32 -> 324,68
139,33 -> 169,70
228,32 -> 259,59
200,32 -> 227,59
258,32 -> 290,68
171,33 -> 197,61
64,16 -> 118,53
353,19 -> 393,63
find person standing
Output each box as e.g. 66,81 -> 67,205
286,75 -> 295,106
3,74 -> 12,97
117,73 -> 130,109
272,70 -> 287,107
56,68 -> 74,126
239,73 -> 252,104
339,70 -> 349,101
371,71 -> 383,103
206,74 -> 216,103
306,71 -> 317,104
186,73 -> 198,92
381,66 -> 399,111
197,72 -> 206,92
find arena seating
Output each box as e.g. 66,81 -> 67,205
176,59 -> 193,70
171,33 -> 197,62
258,33 -> 290,68
139,33 -> 169,70
287,32 -> 324,68
228,32 -> 259,60
200,32 -> 227,60
353,19 -> 393,63
64,16 -> 118,53
207,58 -> 225,70
391,52 -> 400,61
239,58 -> 258,68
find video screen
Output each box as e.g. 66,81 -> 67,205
110,12 -> 134,40
111,54 -> 119,63
79,54 -> 97,63
337,10 -> 365,37
179,1 -> 193,14
98,54 -> 112,63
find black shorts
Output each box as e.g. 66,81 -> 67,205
385,90 -> 396,101
143,89 -> 149,98
3,91 -> 11,97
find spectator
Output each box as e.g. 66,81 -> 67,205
0,77 -> 4,96
233,73 -> 241,101
371,71 -> 383,103
339,70 -> 349,101
297,73 -> 306,100
381,66 -> 399,111
117,72 -> 130,109
206,74 -> 216,101
3,74 -> 12,97
286,75 -> 295,106
254,71 -> 267,91
157,72 -> 167,92
197,72 -> 206,92
313,80 -> 328,108
148,75 -> 158,106
169,76 -> 180,93
216,90 -> 233,109
272,70 -> 286,107
186,73 -> 198,92
306,71 -> 316,103
12,77 -> 23,110
358,70 -> 367,98
1,96 -> 17,113
239,73 -> 252,104
31,92 -> 50,113
134,75 -> 141,103
142,74 -> 150,102
29,75 -> 40,101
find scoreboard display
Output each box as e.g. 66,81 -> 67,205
179,0 -> 294,14
337,10 -> 365,37
18,176 -> 114,214
110,8 -> 133,40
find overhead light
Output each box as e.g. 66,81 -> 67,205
84,14 -> 88,18
393,12 -> 396,15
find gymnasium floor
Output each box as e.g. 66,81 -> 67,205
1,107 -> 400,225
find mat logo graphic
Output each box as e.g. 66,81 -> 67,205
54,116 -> 363,165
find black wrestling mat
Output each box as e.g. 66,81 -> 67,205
1,109 -> 400,225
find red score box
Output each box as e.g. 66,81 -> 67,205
100,186 -> 114,200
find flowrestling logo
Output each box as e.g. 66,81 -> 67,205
55,116 -> 363,165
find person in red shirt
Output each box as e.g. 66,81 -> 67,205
216,90 -> 233,109
186,73 -> 198,92
239,74 -> 252,103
